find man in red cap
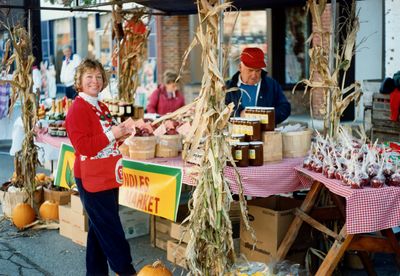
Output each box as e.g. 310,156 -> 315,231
225,47 -> 291,125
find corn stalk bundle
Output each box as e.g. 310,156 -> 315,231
293,0 -> 362,137
154,1 -> 253,274
0,23 -> 38,207
111,5 -> 150,103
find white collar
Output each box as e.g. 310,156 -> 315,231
79,92 -> 100,109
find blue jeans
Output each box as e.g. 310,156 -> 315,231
75,178 -> 136,276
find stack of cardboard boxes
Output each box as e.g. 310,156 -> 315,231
59,193 -> 150,247
152,201 -> 241,269
59,193 -> 88,246
152,197 -> 310,269
240,196 -> 311,265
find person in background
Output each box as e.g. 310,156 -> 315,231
60,45 -> 81,99
65,58 -> 136,276
146,70 -> 185,115
225,47 -> 291,125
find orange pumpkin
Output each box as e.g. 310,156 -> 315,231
39,200 -> 59,221
137,260 -> 173,276
12,203 -> 36,229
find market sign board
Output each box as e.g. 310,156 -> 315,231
119,159 -> 182,222
54,143 -> 76,189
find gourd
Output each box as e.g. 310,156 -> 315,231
39,200 -> 59,221
137,260 -> 173,276
12,203 -> 36,229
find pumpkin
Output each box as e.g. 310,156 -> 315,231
137,260 -> 173,276
12,203 -> 36,229
39,200 -> 59,221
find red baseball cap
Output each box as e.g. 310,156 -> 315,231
240,47 -> 266,69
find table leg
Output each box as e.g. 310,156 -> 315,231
316,224 -> 354,276
381,228 -> 400,268
276,181 -> 323,260
358,251 -> 377,276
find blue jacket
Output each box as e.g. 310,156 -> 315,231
225,70 -> 291,124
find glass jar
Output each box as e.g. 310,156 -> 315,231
249,141 -> 264,166
118,102 -> 126,116
259,107 -> 275,131
246,119 -> 261,141
233,142 -> 249,167
125,102 -> 133,116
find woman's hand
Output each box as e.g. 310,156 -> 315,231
111,124 -> 130,140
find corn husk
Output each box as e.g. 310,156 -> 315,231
111,6 -> 150,103
293,0 -> 361,137
153,1 -> 254,274
0,22 -> 39,208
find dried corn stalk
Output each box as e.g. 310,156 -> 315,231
0,23 -> 39,207
293,0 -> 361,137
154,1 -> 253,274
111,5 -> 149,103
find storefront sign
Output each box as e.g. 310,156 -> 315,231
119,159 -> 182,221
54,143 -> 76,189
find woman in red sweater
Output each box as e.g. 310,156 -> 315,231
146,70 -> 185,115
66,59 -> 136,276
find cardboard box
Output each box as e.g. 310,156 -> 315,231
59,220 -> 88,247
43,187 -> 72,205
240,196 -> 301,263
59,204 -> 88,232
170,222 -> 190,244
262,131 -> 283,162
70,193 -> 85,214
119,206 -> 150,239
167,240 -> 187,269
155,232 -> 170,251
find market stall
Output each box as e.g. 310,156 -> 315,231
35,131 -> 309,196
278,167 -> 400,275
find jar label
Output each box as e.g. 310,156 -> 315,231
244,125 -> 253,135
126,106 -> 132,114
249,149 -> 256,159
260,114 -> 269,124
235,149 -> 242,160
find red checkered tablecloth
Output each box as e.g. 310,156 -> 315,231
35,131 -> 70,148
150,157 -> 308,197
296,166 -> 400,234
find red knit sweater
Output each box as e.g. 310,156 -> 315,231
65,97 -> 110,178
146,85 -> 185,115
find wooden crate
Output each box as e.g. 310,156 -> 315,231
371,127 -> 400,143
371,93 -> 400,131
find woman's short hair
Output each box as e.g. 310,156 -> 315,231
74,58 -> 108,92
163,70 -> 178,84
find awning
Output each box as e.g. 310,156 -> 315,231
133,0 -> 307,15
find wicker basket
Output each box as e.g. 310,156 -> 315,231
282,129 -> 313,158
156,134 -> 181,158
127,136 -> 156,160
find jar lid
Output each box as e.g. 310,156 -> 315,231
231,134 -> 245,138
231,117 -> 244,121
249,141 -> 263,145
236,142 -> 250,146
246,118 -> 261,122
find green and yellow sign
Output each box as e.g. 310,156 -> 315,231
54,143 -> 76,189
119,159 -> 182,222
